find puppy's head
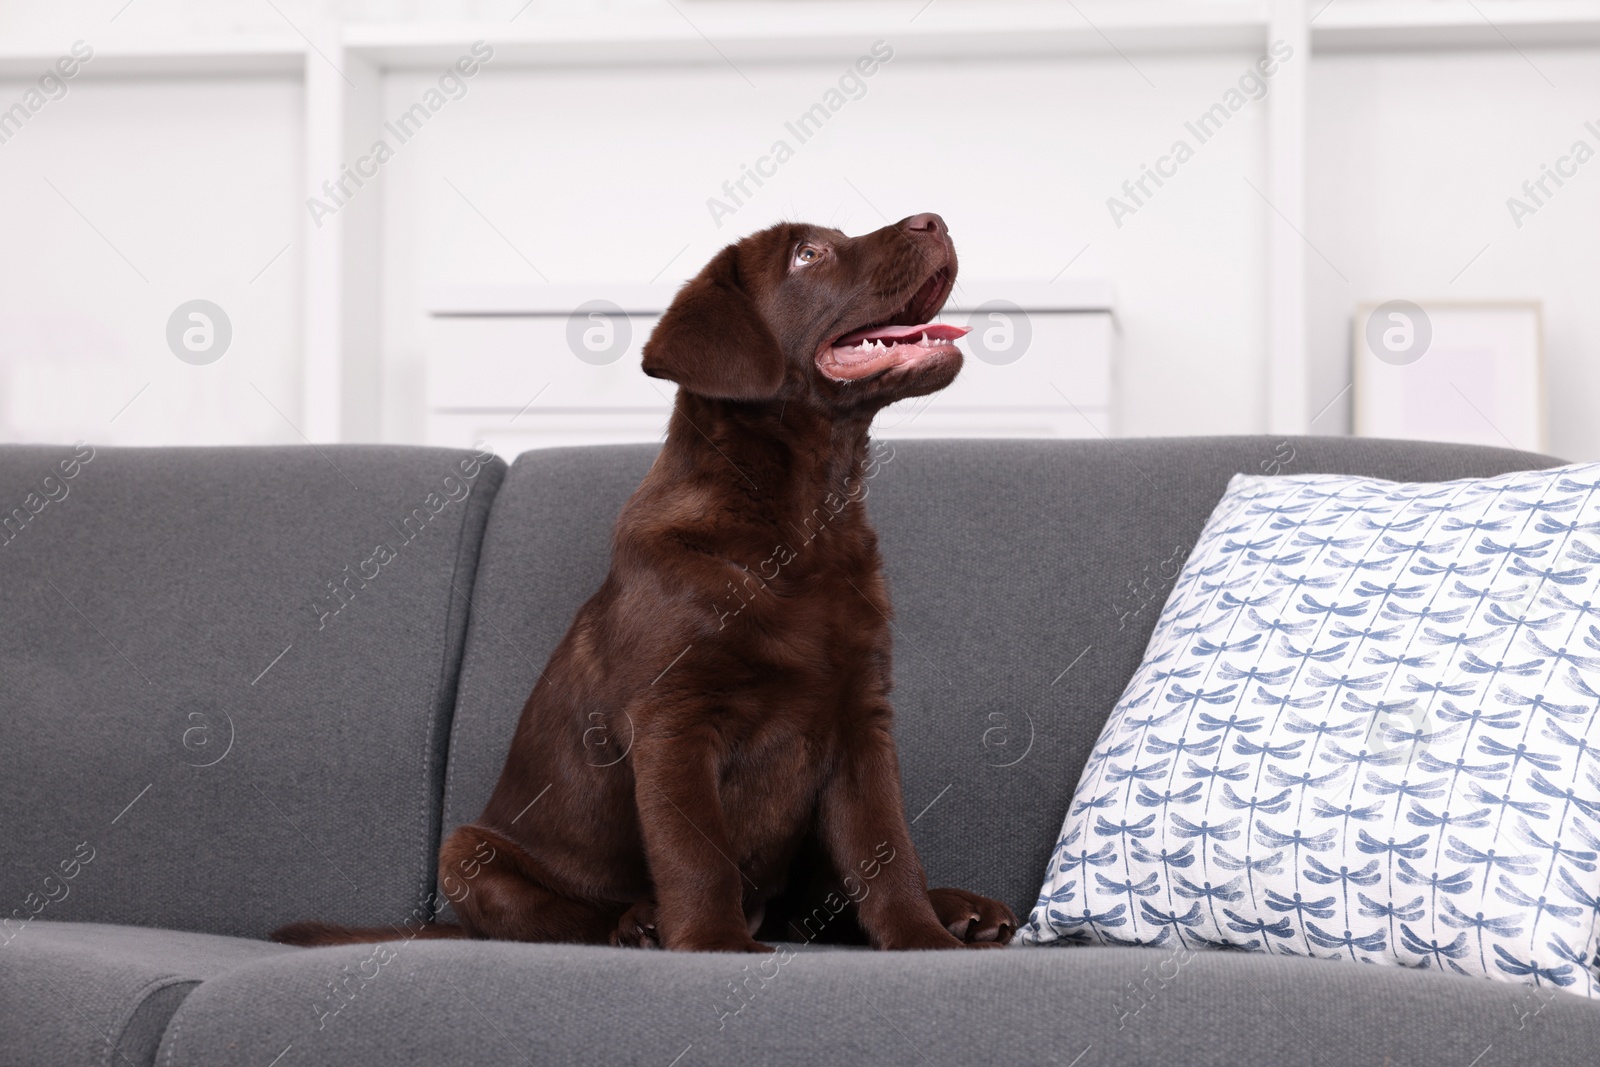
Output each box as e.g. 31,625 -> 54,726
642,214 -> 964,412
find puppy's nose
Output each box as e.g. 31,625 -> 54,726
904,213 -> 945,235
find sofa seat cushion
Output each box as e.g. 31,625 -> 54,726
157,939 -> 1598,1066
0,921 -> 291,1067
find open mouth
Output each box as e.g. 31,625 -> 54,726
817,265 -> 966,383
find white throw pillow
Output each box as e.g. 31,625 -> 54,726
1021,462 -> 1600,997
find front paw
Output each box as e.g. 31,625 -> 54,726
928,887 -> 1017,946
610,900 -> 661,949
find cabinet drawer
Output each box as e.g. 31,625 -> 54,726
426,310 -> 1111,412
422,283 -> 1116,453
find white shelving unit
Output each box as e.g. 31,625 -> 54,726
9,0 -> 1597,442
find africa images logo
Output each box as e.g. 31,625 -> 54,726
166,300 -> 232,365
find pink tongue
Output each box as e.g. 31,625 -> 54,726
835,322 -> 969,347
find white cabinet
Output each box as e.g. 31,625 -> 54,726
423,281 -> 1114,455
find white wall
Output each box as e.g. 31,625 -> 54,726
0,74 -> 304,446
381,50 -> 1270,442
1308,46 -> 1600,461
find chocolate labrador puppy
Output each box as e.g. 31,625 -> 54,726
275,213 -> 1016,952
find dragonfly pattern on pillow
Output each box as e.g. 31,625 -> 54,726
1021,463 -> 1600,996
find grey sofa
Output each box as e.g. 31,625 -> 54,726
5,436 -> 1597,1067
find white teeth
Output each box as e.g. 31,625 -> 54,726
842,334 -> 953,354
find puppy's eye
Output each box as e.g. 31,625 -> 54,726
793,245 -> 822,268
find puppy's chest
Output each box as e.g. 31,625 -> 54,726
714,538 -> 889,649
714,607 -> 889,789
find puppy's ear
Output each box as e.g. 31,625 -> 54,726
642,246 -> 786,401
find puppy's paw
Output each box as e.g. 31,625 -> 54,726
610,900 -> 661,949
928,887 -> 1017,946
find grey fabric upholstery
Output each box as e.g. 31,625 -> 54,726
0,445 -> 504,941
439,437 -> 1560,920
0,921 -> 290,1067
8,436 -> 1578,1067
440,446 -> 656,845
157,938 -> 1600,1067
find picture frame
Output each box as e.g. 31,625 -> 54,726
1352,301 -> 1544,453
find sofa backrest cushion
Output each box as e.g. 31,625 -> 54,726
0,444 -> 502,939
441,445 -> 650,849
439,437 -> 1558,921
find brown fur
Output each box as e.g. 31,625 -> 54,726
274,213 -> 1016,952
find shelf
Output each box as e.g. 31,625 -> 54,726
0,37 -> 304,78
1312,0 -> 1600,51
4,1 -> 1596,81
346,1 -> 1600,67
426,279 -> 1114,317
428,283 -> 686,317
344,2 -> 1270,67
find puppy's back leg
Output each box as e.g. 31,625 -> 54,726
440,825 -> 618,944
